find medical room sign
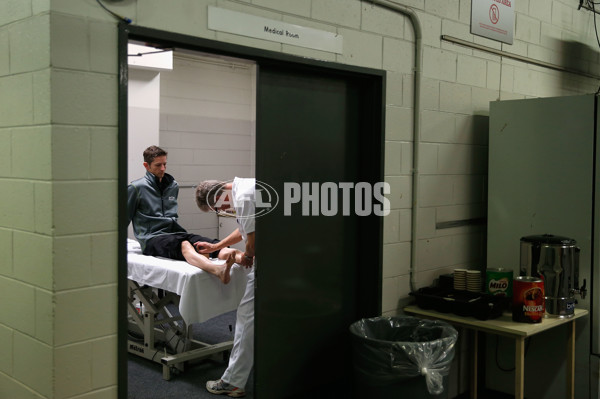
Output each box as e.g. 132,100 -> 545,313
471,0 -> 514,44
208,6 -> 343,54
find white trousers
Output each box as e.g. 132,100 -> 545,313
222,268 -> 255,389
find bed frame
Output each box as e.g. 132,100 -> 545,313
127,279 -> 233,380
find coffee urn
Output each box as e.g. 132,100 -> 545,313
520,234 -> 587,318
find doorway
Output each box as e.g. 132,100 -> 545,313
119,25 -> 385,398
126,43 -> 257,240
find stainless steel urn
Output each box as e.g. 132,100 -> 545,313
520,234 -> 587,318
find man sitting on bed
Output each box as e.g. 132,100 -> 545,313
127,145 -> 241,284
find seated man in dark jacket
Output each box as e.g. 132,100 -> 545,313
128,145 -> 238,284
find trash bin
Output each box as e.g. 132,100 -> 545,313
349,315 -> 458,398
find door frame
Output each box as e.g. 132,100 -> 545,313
118,23 -> 385,398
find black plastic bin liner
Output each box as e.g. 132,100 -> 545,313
349,316 -> 457,397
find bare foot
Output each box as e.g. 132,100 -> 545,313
234,250 -> 244,264
218,253 -> 235,284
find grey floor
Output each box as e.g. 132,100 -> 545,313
127,310 -> 254,399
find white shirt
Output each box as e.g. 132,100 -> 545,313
232,177 -> 255,242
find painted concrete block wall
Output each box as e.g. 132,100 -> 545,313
127,69 -> 160,184
47,7 -> 119,397
158,54 -> 256,239
126,52 -> 256,241
127,69 -> 160,240
1,0 -> 599,397
0,2 -> 53,398
1,1 -> 118,398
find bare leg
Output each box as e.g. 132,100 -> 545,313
181,241 -> 234,284
218,248 -> 244,264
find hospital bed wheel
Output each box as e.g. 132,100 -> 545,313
163,365 -> 180,380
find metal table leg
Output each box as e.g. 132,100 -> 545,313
470,330 -> 478,399
567,320 -> 576,399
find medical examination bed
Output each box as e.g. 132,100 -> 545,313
126,239 -> 248,380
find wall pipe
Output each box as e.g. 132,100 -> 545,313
442,35 -> 600,80
370,0 -> 422,293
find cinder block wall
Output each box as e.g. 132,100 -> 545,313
158,54 -> 256,239
1,1 -> 118,398
1,2 -> 54,398
1,0 -> 598,398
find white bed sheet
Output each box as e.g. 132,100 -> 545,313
127,239 -> 249,325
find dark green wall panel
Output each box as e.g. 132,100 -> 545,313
255,64 -> 384,398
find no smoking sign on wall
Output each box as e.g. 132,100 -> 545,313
471,0 -> 514,44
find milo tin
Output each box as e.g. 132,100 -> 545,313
485,268 -> 513,297
512,276 -> 545,323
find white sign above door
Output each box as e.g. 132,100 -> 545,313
208,6 -> 343,54
471,0 -> 514,44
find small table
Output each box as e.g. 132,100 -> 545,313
404,305 -> 588,399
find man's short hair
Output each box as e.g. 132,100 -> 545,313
143,145 -> 167,164
195,180 -> 226,212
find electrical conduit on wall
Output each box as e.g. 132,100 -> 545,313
369,0 -> 422,293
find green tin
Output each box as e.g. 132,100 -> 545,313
486,268 -> 513,297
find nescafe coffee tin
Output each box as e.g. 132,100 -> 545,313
512,276 -> 545,323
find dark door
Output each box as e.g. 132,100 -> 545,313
255,63 -> 384,398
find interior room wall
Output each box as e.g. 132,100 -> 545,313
127,69 -> 160,184
158,53 -> 256,239
127,68 -> 160,240
2,0 -> 600,398
126,51 -> 255,243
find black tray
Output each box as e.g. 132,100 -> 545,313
409,287 -> 506,320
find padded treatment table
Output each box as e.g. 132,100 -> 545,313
126,239 -> 249,379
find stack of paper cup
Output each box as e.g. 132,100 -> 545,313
467,270 -> 482,292
453,269 -> 467,290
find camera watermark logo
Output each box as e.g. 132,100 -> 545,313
210,180 -> 280,219
210,181 -> 390,218
284,182 -> 390,216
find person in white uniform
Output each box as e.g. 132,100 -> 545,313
194,178 -> 256,398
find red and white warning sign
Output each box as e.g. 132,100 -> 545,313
471,0 -> 514,44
